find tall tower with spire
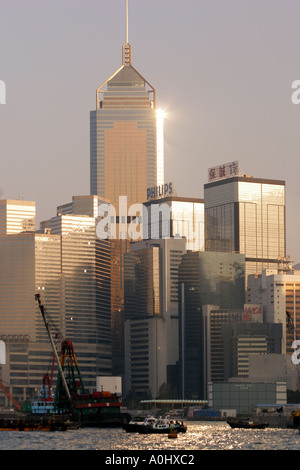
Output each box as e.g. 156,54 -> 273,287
90,0 -> 163,213
90,1 -> 164,376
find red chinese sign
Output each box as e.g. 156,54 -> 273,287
208,161 -> 242,182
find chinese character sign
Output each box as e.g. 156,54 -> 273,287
243,304 -> 263,323
208,161 -> 242,182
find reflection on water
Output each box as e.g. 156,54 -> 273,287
0,421 -> 299,451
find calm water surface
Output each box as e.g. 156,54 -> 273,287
0,421 -> 299,451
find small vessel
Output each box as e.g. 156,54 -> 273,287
227,418 -> 269,429
138,417 -> 187,434
122,416 -> 156,432
168,427 -> 178,439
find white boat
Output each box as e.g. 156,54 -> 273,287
122,416 -> 156,432
138,417 -> 187,434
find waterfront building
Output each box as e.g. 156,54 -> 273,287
204,163 -> 288,284
178,251 -> 245,399
0,230 -> 61,405
0,197 -> 112,406
208,381 -> 287,415
247,269 -> 300,356
222,320 -> 282,380
124,237 -> 186,398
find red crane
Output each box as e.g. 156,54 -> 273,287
0,379 -> 22,411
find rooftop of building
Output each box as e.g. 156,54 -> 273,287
204,175 -> 286,189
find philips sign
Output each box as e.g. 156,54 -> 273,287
147,182 -> 173,200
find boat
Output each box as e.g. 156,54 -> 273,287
227,418 -> 269,429
138,417 -> 187,434
0,411 -> 77,431
31,373 -> 55,415
168,427 -> 178,439
34,294 -> 131,428
122,416 -> 156,432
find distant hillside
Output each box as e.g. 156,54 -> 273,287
294,263 -> 300,270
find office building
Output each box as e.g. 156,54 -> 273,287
90,18 -> 161,210
124,237 -> 186,397
222,320 -> 282,380
202,305 -> 243,395
247,269 -> 300,355
208,381 -> 286,415
178,251 -> 245,399
204,162 -> 287,283
0,197 -> 112,406
90,6 -> 165,376
0,231 -> 62,404
0,199 -> 35,234
144,195 -> 205,251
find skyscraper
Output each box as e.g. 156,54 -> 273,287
178,251 -> 245,399
90,1 -> 164,376
204,163 -> 287,283
124,237 -> 186,397
90,1 -> 162,210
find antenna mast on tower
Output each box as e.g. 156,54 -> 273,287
123,0 -> 131,65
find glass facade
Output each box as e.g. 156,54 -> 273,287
202,306 -> 243,394
178,251 -> 245,399
204,177 -> 286,281
124,246 -> 161,321
0,198 -> 113,402
124,238 -> 186,397
50,214 -> 112,384
144,197 -> 205,251
90,44 -> 160,377
90,60 -> 157,210
208,382 -> 284,415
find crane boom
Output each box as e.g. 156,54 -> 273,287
0,379 -> 22,411
35,294 -> 72,403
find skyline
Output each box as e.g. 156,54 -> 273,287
0,0 -> 299,263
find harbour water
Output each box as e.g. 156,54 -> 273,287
0,421 -> 299,451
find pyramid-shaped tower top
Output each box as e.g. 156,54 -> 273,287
96,0 -> 155,109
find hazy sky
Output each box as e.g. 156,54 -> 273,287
0,0 -> 299,263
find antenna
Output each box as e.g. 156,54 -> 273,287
122,0 -> 131,65
126,0 -> 129,44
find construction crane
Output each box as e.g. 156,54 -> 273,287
35,293 -> 72,404
0,379 -> 22,411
